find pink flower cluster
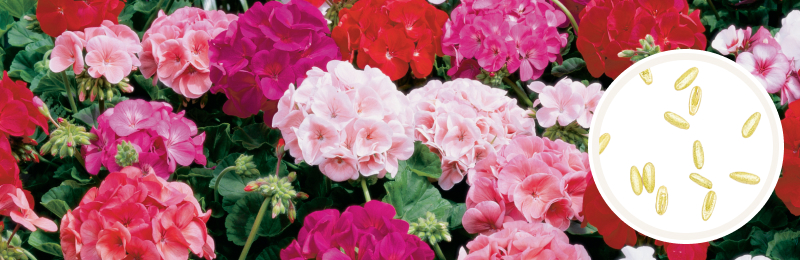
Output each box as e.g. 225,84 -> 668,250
711,11 -> 800,105
407,79 -> 535,190
528,77 -> 604,128
464,135 -> 588,234
0,184 -> 58,232
442,0 -> 568,81
139,7 -> 238,99
49,20 -> 141,84
209,0 -> 339,124
82,99 -> 206,178
60,167 -> 216,260
456,221 -> 590,259
272,60 -> 415,182
280,200 -> 434,260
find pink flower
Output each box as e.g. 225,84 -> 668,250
155,118 -> 197,172
529,78 -> 585,128
108,99 -> 157,136
442,114 -> 481,158
320,147 -> 359,182
459,221 -> 588,259
0,184 -> 58,232
777,10 -> 800,72
157,40 -> 192,82
296,115 -> 341,165
49,31 -> 85,74
85,35 -> 133,84
476,36 -> 508,72
463,201 -> 504,235
183,30 -> 211,70
310,86 -> 357,129
782,73 -> 800,105
576,82 -> 604,128
513,172 -> 562,221
513,39 -> 549,81
737,44 -> 791,93
711,25 -> 750,56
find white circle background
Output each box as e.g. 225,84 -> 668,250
588,50 -> 784,244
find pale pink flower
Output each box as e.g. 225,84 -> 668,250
737,44 -> 791,93
777,10 -> 800,72
711,25 -> 749,56
442,114 -> 481,158
513,173 -> 562,222
320,147 -> 359,182
49,31 -> 85,74
296,115 -> 341,165
782,73 -> 800,105
530,78 -> 584,128
183,30 -> 211,70
85,36 -> 133,84
576,82 -> 603,128
310,86 -> 358,129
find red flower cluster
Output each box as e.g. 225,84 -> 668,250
581,171 -> 638,249
36,0 -> 126,37
332,0 -> 448,80
655,241 -> 710,260
576,0 -> 707,79
778,100 -> 800,215
0,72 -> 49,172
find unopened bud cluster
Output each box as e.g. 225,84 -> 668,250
1,233 -> 30,260
77,74 -> 133,102
476,67 -> 510,87
9,136 -> 39,163
408,212 -> 451,245
115,141 -> 139,167
40,118 -> 97,158
244,172 -> 308,222
618,34 -> 661,62
235,154 -> 259,177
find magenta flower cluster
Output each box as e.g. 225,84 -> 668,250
82,100 -> 206,178
465,135 -> 588,234
442,0 -> 568,81
407,79 -> 535,190
209,0 -> 340,124
272,60 -> 415,182
139,8 -> 238,99
280,200 -> 434,260
456,221 -> 590,259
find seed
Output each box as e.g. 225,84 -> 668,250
640,68 -> 653,85
675,67 -> 699,91
742,112 -> 761,138
599,133 -> 610,154
689,86 -> 702,116
689,173 -> 712,189
702,190 -> 716,221
631,166 -> 643,196
693,140 -> 704,169
730,172 -> 760,185
656,186 -> 668,215
664,112 -> 690,129
643,162 -> 655,193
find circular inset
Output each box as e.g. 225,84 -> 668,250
588,50 -> 783,244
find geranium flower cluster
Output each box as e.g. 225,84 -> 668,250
712,10 -> 800,105
577,0 -> 707,79
280,200 -> 434,260
82,99 -> 206,178
777,100 -> 800,215
60,167 -> 216,260
139,7 -> 238,99
0,184 -> 58,233
209,0 -> 339,124
407,79 -> 535,190
272,60 -> 415,181
49,21 -> 141,85
37,0 -> 126,37
441,0 -> 568,81
528,77 -> 604,128
332,0 -> 448,80
464,135 -> 588,234
0,72 -> 49,169
456,221 -> 590,259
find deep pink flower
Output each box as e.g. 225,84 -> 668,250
737,44 -> 791,93
154,118 -> 197,172
476,37 -> 508,72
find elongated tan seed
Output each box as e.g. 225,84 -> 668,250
675,67 -> 699,90
656,186 -> 668,215
664,112 -> 690,129
643,162 -> 655,193
640,68 -> 653,85
631,166 -> 643,195
742,112 -> 761,138
702,191 -> 716,221
689,173 -> 712,189
730,172 -> 761,184
599,133 -> 610,154
693,140 -> 704,169
689,86 -> 702,116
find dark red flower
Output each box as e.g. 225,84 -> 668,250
36,0 -> 126,37
655,241 -> 710,260
778,100 -> 800,215
581,171 -> 638,249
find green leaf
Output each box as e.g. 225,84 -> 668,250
0,47 -> 4,71
133,0 -> 161,13
199,123 -> 237,164
0,0 -> 35,18
0,9 -> 13,36
169,0 -> 193,14
448,202 -> 465,229
30,71 -> 69,97
383,161 -> 453,224
404,141 -> 443,179
133,74 -> 164,101
224,193 -> 291,246
550,58 -> 586,78
766,230 -> 800,260
9,49 -> 43,82
25,38 -> 54,54
7,21 -> 45,47
232,123 -> 282,150
28,229 -> 63,257
74,104 -> 103,128
255,238 -> 293,260
749,226 -> 775,255
41,185 -> 89,218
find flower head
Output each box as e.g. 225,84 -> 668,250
737,44 -> 791,94
37,0 -> 126,37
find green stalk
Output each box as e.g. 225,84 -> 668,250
551,0 -> 579,35
239,0 -> 249,11
504,77 -> 532,108
706,0 -> 720,20
99,99 -> 105,114
361,178 -> 371,202
238,196 -> 269,260
60,71 -> 79,113
214,166 -> 236,203
433,243 -> 445,260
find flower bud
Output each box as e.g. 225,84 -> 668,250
408,212 -> 451,245
40,119 -> 94,159
618,50 -> 635,58
115,141 -> 139,167
234,154 -> 259,177
276,138 -> 285,158
296,192 -> 309,200
287,171 -> 297,182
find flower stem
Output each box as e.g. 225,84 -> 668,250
214,166 -> 236,203
504,77 -> 532,107
239,0 -> 249,11
706,0 -> 720,20
238,196 -> 269,260
551,0 -> 579,35
7,224 -> 19,247
275,157 -> 282,177
99,99 -> 105,114
60,71 -> 79,113
361,178 -> 371,202
433,243 -> 445,260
